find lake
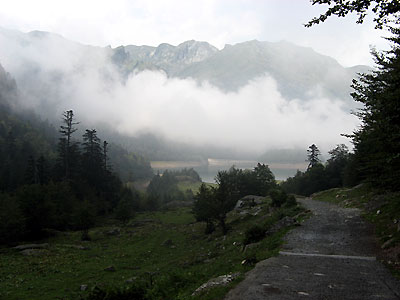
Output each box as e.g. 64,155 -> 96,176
151,159 -> 307,183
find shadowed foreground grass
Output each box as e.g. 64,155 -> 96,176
0,200 -> 303,300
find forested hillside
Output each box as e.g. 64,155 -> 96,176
0,62 -> 153,244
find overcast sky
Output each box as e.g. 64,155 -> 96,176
0,0 -> 389,67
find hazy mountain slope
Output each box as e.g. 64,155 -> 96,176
112,40 -> 219,75
114,39 -> 370,107
177,40 -> 366,102
0,27 -> 369,109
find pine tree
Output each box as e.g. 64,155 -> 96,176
307,144 -> 321,170
82,129 -> 103,187
57,110 -> 79,180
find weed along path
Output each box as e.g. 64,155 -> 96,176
225,198 -> 400,300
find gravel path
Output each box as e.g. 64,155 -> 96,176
225,198 -> 400,300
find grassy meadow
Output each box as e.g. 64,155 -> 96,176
0,198 -> 304,300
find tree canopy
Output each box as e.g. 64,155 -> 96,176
350,27 -> 400,189
306,0 -> 400,29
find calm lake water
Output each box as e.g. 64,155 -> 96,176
151,159 -> 307,183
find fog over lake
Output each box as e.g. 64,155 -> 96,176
151,159 -> 308,183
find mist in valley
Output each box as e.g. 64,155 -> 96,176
0,27 -> 360,167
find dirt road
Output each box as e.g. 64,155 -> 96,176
225,198 -> 400,299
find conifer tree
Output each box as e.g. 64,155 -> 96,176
307,144 -> 321,170
58,110 -> 79,180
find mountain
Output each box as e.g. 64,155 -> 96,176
0,27 -> 370,109
113,40 -> 218,75
113,39 -> 371,105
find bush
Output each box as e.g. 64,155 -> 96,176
0,192 -> 25,245
269,189 -> 287,208
243,224 -> 265,245
285,195 -> 297,207
86,284 -> 148,300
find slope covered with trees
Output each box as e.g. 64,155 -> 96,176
0,63 -> 153,244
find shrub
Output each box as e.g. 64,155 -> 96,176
285,195 -> 297,207
269,189 -> 287,207
243,224 -> 265,245
86,284 -> 148,300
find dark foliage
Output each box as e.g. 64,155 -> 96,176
193,164 -> 276,234
306,0 -> 400,29
306,144 -> 321,170
349,27 -> 400,190
86,284 -> 148,300
146,169 -> 201,208
282,144 -> 356,196
243,225 -> 265,245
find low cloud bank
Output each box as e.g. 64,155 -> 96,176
0,31 -> 359,155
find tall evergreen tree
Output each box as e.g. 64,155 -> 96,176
103,140 -> 109,171
82,129 -> 103,187
57,110 -> 79,180
307,144 -> 321,170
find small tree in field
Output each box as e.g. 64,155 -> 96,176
193,183 -> 216,234
193,171 -> 238,235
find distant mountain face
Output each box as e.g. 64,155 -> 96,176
112,39 -> 370,105
113,40 -> 219,75
0,27 -> 370,110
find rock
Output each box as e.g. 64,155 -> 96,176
162,239 -> 174,247
382,238 -> 396,249
192,273 -> 240,296
235,195 -> 264,210
64,244 -> 89,250
104,266 -> 116,272
125,277 -> 137,283
20,249 -> 47,256
105,228 -> 120,236
241,258 -> 257,265
80,285 -> 88,291
13,243 -> 49,251
243,242 -> 261,253
130,219 -> 156,227
397,224 -> 400,232
298,291 -> 310,296
266,216 -> 300,235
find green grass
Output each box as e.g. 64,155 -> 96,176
0,202 -> 303,300
311,184 -> 374,206
177,181 -> 217,194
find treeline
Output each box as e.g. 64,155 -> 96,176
193,164 -> 296,234
145,168 -> 201,210
281,144 -> 358,196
